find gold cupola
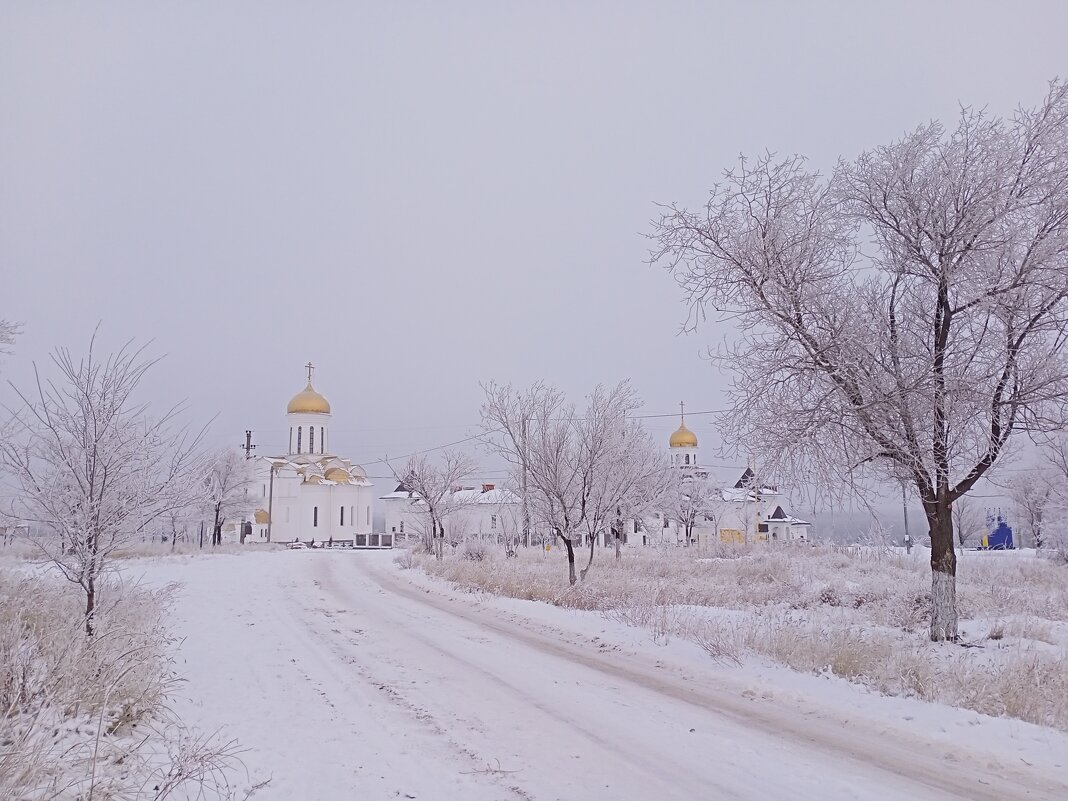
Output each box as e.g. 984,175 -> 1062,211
287,383 -> 331,414
287,362 -> 331,414
669,401 -> 698,448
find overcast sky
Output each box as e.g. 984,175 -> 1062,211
3,2 -> 1067,498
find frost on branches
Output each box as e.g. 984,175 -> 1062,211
200,448 -> 257,547
0,335 -> 202,636
481,381 -> 672,585
391,450 -> 479,560
652,81 -> 1068,641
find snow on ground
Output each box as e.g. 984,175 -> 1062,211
133,549 -> 1068,801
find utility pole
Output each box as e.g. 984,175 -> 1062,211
520,417 -> 530,548
266,460 -> 277,542
241,430 -> 256,460
902,481 -> 912,553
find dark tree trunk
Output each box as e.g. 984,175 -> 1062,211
925,500 -> 958,641
85,571 -> 96,637
562,536 -> 577,585
579,533 -> 596,581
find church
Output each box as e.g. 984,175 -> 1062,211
248,366 -> 385,546
647,405 -> 812,546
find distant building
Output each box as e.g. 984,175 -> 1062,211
640,404 -> 812,547
708,468 -> 811,545
247,365 -> 379,545
380,482 -> 525,544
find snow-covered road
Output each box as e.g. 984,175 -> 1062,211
145,551 -> 1067,801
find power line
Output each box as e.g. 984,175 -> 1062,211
352,408 -> 727,469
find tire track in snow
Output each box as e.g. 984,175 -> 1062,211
311,558 -> 907,801
348,555 -> 1067,801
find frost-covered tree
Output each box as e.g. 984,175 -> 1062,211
200,448 -> 256,546
1007,468 -> 1056,549
666,476 -> 722,547
0,335 -> 201,635
951,494 -> 985,548
392,451 -> 478,560
652,82 -> 1068,640
481,381 -> 670,584
0,319 -> 18,358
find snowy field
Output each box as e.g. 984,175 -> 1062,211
59,546 -> 1067,800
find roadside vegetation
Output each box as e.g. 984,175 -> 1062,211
411,543 -> 1068,731
0,568 -> 246,800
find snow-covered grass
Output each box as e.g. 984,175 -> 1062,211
410,543 -> 1068,730
0,537 -> 260,563
0,568 -> 245,800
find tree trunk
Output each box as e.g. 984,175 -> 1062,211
579,534 -> 596,581
434,519 -> 443,561
562,536 -> 577,585
85,571 -> 96,638
926,503 -> 958,642
614,530 -> 622,561
212,503 -> 222,547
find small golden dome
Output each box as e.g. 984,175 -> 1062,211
287,382 -> 331,414
324,468 -> 350,483
254,509 -> 270,524
669,424 -> 698,448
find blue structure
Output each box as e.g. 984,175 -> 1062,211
980,510 -> 1014,550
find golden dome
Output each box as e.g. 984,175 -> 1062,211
287,382 -> 331,414
324,468 -> 350,483
669,423 -> 698,448
254,509 -> 270,524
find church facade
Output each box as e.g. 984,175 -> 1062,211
643,405 -> 812,546
248,366 -> 380,545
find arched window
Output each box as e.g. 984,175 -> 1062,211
289,427 -> 293,453
685,454 -> 691,465
320,427 -> 325,454
309,427 -> 315,453
340,507 -> 345,525
313,506 -> 319,527
297,427 -> 302,454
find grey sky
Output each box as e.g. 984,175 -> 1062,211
3,2 -> 1067,491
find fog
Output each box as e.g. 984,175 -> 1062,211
3,2 -> 1065,532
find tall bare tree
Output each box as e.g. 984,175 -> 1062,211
481,380 -> 670,584
652,81 -> 1068,640
201,448 -> 256,546
391,450 -> 478,560
0,335 -> 201,636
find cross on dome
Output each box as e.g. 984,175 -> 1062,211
669,399 -> 698,448
287,362 -> 331,414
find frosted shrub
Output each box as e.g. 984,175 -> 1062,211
0,570 -> 245,800
460,540 -> 490,562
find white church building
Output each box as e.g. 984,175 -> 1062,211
643,405 -> 812,547
248,365 -> 385,546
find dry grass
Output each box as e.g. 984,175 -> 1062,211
0,569 -> 248,800
413,543 -> 1068,730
